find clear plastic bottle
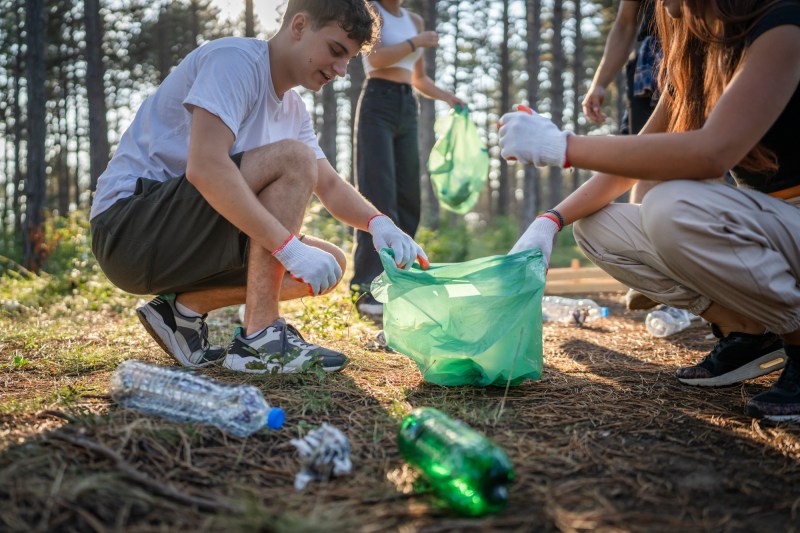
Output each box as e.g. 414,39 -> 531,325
541,296 -> 609,325
645,306 -> 694,338
110,360 -> 285,437
397,407 -> 514,516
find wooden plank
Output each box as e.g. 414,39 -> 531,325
545,278 -> 627,294
546,266 -> 609,281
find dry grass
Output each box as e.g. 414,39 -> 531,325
1,292 -> 799,532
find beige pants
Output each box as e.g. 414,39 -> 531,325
573,180 -> 800,335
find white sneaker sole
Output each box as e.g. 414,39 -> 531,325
222,352 -> 347,374
677,348 -> 786,387
136,305 -> 218,368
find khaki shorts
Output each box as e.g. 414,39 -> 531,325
90,153 -> 250,295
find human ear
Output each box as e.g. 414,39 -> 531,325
290,12 -> 308,40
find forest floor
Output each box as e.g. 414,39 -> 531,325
1,289 -> 799,532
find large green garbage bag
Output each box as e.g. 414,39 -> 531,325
427,107 -> 489,214
370,249 -> 546,387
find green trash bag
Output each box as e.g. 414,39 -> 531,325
370,249 -> 546,387
427,106 -> 489,214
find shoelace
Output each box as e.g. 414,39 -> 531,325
198,317 -> 210,350
278,322 -> 315,356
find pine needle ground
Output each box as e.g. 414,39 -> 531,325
1,292 -> 799,532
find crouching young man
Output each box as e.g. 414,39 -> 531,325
90,0 -> 428,374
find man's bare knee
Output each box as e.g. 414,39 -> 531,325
302,236 -> 347,273
240,139 -> 318,193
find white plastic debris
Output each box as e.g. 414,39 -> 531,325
290,423 -> 352,490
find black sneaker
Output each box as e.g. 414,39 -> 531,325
747,355 -> 800,422
223,318 -> 348,374
136,294 -> 225,368
675,324 -> 786,386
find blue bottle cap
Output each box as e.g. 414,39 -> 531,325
266,408 -> 285,430
601,307 -> 609,317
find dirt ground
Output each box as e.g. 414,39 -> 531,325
1,293 -> 799,532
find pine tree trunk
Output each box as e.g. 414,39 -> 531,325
522,0 -> 542,230
547,0 -> 565,209
24,0 -> 47,272
245,0 -> 254,37
497,0 -> 511,218
319,82 -> 337,166
418,0 -> 439,229
570,0 -> 584,192
84,0 -> 110,197
347,58 -> 364,185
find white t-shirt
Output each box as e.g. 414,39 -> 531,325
90,37 -> 324,219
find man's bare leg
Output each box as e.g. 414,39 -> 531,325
177,237 -> 345,315
175,140 -> 346,334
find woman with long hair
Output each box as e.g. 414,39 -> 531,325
499,0 -> 800,421
350,0 -> 464,316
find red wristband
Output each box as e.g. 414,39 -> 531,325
367,214 -> 384,229
536,213 -> 562,231
272,234 -> 295,255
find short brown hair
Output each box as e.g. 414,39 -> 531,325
281,0 -> 380,51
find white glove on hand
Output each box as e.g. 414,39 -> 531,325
272,235 -> 343,296
508,216 -> 560,267
498,108 -> 573,167
369,215 -> 430,270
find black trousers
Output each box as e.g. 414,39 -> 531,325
351,78 -> 421,294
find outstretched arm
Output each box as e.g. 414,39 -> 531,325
314,159 -> 429,269
582,0 -> 641,123
408,13 -> 464,106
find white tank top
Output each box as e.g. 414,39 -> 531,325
363,2 -> 422,74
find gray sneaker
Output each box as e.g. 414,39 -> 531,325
223,318 -> 348,374
136,294 -> 225,368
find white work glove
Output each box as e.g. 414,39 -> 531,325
272,235 -> 343,296
508,216 -> 560,267
498,105 -> 573,168
368,215 -> 430,270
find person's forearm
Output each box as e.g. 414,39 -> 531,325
590,2 -> 639,90
365,40 -> 417,70
553,173 -> 636,226
566,131 -> 726,181
314,162 -> 379,231
187,158 -> 291,251
411,76 -> 454,102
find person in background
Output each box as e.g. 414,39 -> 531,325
582,0 -> 663,310
499,0 -> 799,421
350,0 -> 464,317
90,0 -> 428,375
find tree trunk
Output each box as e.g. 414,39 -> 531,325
347,57 -> 365,185
84,0 -> 110,197
24,0 -> 47,272
547,0 -> 565,209
418,0 -> 439,229
570,0 -> 584,192
497,0 -> 511,218
13,4 -> 24,243
57,62 -> 70,216
245,0 -> 254,37
319,82 -> 337,167
522,0 -> 542,230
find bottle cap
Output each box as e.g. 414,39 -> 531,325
266,408 -> 286,430
600,307 -> 609,318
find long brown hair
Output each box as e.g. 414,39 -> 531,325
655,0 -> 785,173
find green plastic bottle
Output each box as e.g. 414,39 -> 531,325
397,407 -> 514,516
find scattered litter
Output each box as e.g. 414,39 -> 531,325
290,423 -> 352,490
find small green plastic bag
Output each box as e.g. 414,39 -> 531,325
427,107 -> 489,214
371,249 -> 546,387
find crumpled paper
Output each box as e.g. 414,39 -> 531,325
290,423 -> 352,490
